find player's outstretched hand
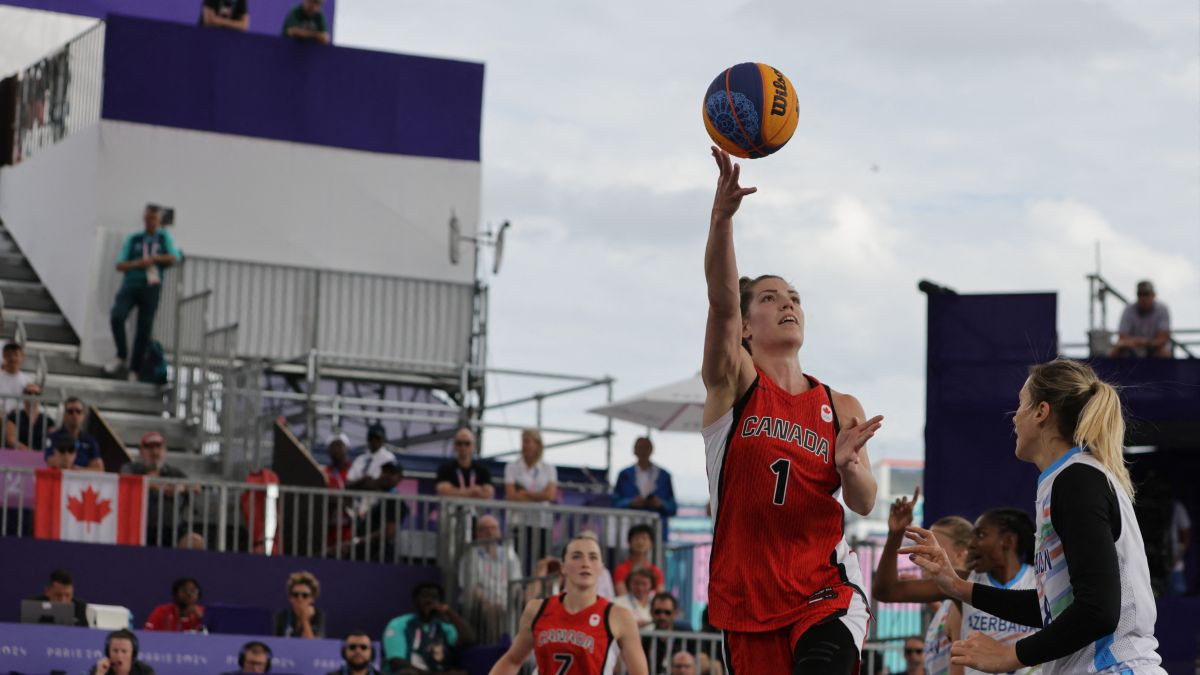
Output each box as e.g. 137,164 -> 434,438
710,146 -> 757,220
834,415 -> 883,470
950,633 -> 1023,673
887,485 -> 920,535
899,526 -> 969,601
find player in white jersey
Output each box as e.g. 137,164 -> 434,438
872,486 -> 972,675
960,508 -> 1040,675
902,359 -> 1165,674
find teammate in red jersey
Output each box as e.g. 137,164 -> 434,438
490,533 -> 647,675
701,146 -> 884,674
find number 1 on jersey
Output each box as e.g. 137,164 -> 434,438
770,458 -> 791,505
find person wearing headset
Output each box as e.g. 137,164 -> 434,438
224,641 -> 273,674
91,629 -> 155,675
327,630 -> 383,675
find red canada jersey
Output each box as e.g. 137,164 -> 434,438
531,593 -> 617,675
702,369 -> 868,632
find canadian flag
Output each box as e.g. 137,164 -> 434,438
34,469 -> 146,545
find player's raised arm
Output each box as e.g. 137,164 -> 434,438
702,146 -> 757,420
488,598 -> 543,675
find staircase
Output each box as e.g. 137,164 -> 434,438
0,219 -> 198,461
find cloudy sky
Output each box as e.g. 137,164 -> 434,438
334,0 -> 1200,502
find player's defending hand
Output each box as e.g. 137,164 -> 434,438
710,146 -> 757,220
951,633 -> 1023,673
833,415 -> 883,470
888,486 -> 920,535
899,526 -> 971,602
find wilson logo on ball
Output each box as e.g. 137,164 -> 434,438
703,62 -> 799,159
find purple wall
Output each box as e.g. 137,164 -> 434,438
0,537 -> 440,639
0,0 -> 336,39
101,14 -> 484,160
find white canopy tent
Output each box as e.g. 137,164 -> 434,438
587,374 -> 706,433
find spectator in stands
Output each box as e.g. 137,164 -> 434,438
670,651 -> 697,675
144,577 -> 205,632
325,432 -> 351,489
1170,499 -> 1191,596
458,514 -> 520,636
121,431 -> 190,546
45,396 -> 103,471
0,341 -> 31,414
503,428 -> 557,568
612,436 -> 678,539
902,635 -> 924,674
5,382 -> 54,451
643,591 -> 701,675
383,581 -> 474,674
275,570 -> 326,638
435,428 -> 494,499
29,568 -> 88,627
345,462 -> 407,560
614,523 -> 666,595
282,0 -> 330,44
346,423 -> 396,489
329,630 -> 382,675
200,0 -> 249,31
91,628 -> 155,675
614,567 -> 656,631
105,204 -> 180,378
45,433 -> 80,470
1110,280 -> 1172,358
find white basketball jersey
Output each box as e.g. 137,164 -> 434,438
962,565 -> 1040,675
1034,449 -> 1165,674
923,601 -> 954,675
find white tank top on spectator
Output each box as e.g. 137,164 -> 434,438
0,369 -> 31,414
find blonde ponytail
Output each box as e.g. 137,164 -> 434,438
1027,359 -> 1135,501
1075,381 -> 1134,500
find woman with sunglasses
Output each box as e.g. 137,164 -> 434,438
275,570 -> 326,638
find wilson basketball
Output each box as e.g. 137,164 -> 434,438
703,62 -> 799,159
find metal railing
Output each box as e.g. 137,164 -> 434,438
0,468 -> 661,568
1079,273 -> 1197,359
9,22 -> 104,165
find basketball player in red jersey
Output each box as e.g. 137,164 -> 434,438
702,146 -> 884,674
490,534 -> 647,675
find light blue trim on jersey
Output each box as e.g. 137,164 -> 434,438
987,564 -> 1030,590
1037,446 -> 1081,486
1093,633 -> 1117,670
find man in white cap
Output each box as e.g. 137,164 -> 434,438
324,432 -> 352,489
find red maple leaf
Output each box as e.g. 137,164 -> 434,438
67,485 -> 112,531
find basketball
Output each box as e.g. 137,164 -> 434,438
703,62 -> 799,159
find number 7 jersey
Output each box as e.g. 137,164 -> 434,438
531,594 -> 618,675
703,369 -> 870,636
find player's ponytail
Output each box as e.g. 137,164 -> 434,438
1075,379 -> 1134,500
1026,359 -> 1134,500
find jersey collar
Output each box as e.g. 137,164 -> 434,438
1037,446 -> 1081,487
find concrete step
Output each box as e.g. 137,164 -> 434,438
39,373 -> 167,416
38,354 -> 108,379
0,252 -> 36,283
0,279 -> 57,313
162,450 -> 222,478
99,410 -> 193,452
2,307 -> 66,327
23,341 -> 80,360
2,318 -> 77,345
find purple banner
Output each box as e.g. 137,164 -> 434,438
0,537 -> 440,640
0,0 -> 336,39
101,14 -> 484,160
0,450 -> 40,508
0,622 -> 368,674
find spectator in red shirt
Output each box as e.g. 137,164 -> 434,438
144,577 -> 205,632
613,523 -> 666,595
325,432 -> 351,489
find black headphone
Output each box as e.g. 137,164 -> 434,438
238,641 -> 272,672
104,629 -> 139,660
